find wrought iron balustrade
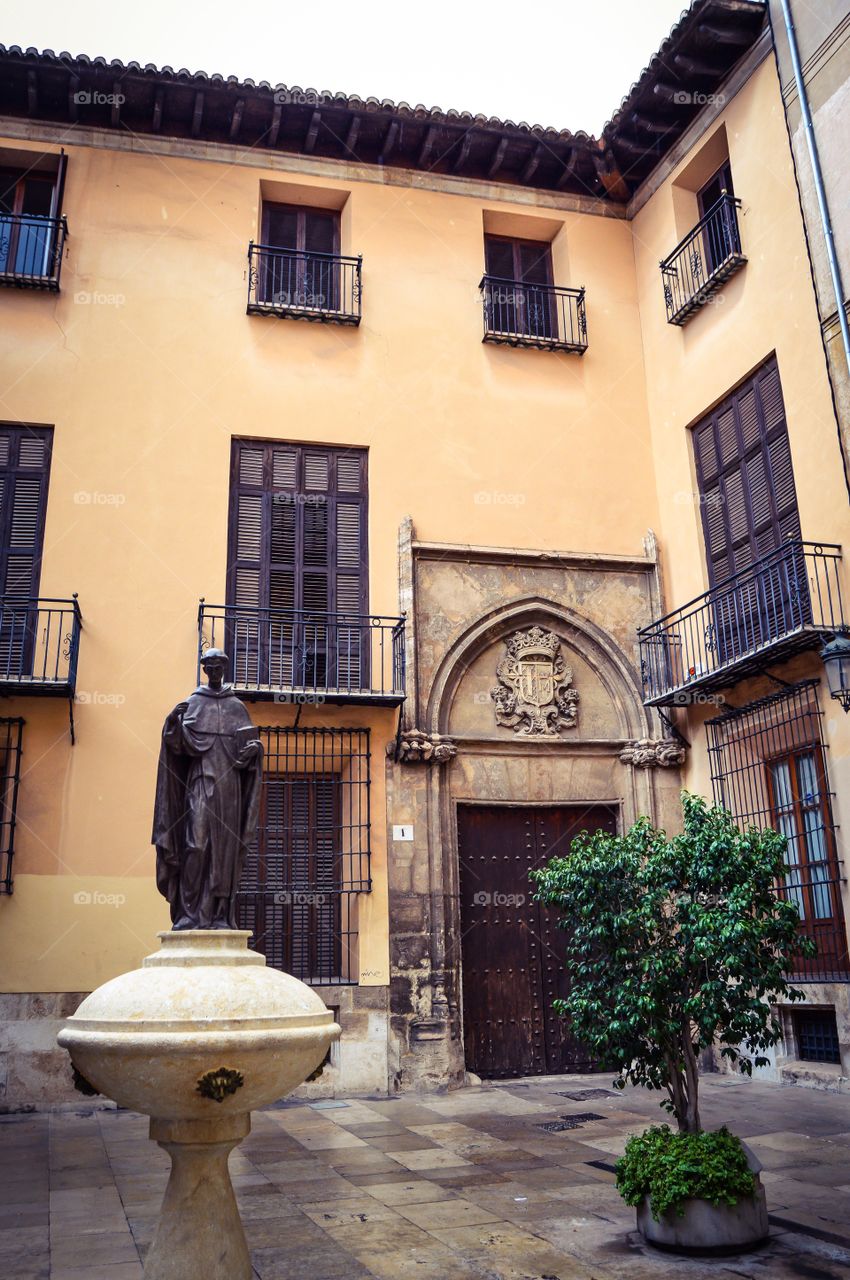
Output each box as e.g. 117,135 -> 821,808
0,213 -> 68,290
198,601 -> 405,704
479,275 -> 588,352
0,596 -> 82,694
660,193 -> 745,325
0,717 -> 23,894
247,242 -> 362,324
639,542 -> 844,705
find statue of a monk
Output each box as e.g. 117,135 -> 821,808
152,648 -> 263,930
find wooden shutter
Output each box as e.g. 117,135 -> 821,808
0,426 -> 52,677
692,358 -> 801,588
227,441 -> 368,690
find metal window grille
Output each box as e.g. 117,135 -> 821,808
706,680 -> 849,981
0,717 -> 24,893
236,727 -> 370,985
794,1008 -> 840,1064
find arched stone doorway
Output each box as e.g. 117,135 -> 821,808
387,531 -> 684,1090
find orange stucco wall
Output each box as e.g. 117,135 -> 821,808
0,49 -> 847,994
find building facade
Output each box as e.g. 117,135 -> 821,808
1,0 -> 849,1107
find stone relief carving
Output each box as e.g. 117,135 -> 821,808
390,728 -> 458,764
490,626 -> 579,737
619,737 -> 687,768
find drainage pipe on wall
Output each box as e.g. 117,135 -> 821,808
778,0 -> 850,382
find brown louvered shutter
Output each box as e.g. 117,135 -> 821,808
227,441 -> 368,691
692,357 -> 801,587
0,426 -> 52,676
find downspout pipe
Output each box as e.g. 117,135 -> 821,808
778,0 -> 850,382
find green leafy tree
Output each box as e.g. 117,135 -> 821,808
531,792 -> 813,1134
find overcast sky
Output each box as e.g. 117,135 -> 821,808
3,0 -> 692,136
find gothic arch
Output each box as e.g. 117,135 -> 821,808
425,594 -> 652,743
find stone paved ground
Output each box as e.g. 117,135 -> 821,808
3,1073 -> 850,1279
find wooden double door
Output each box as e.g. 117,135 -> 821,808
457,803 -> 618,1078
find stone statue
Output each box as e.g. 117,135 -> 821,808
152,649 -> 263,930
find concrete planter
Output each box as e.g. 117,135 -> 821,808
636,1142 -> 768,1254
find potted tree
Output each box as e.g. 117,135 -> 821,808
531,792 -> 813,1252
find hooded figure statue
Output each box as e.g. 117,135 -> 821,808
152,649 -> 263,930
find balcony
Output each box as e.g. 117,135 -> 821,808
479,276 -> 588,353
198,602 -> 405,705
0,213 -> 68,291
246,243 -> 362,324
660,193 -> 746,325
638,542 -> 844,706
0,596 -> 82,697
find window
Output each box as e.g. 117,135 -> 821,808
0,153 -> 66,285
707,681 -> 849,980
0,717 -> 23,893
236,726 -> 370,984
793,1008 -> 840,1064
697,160 -> 738,272
693,359 -> 800,586
226,440 -> 368,691
483,235 -> 555,339
258,203 -> 341,313
0,426 -> 52,678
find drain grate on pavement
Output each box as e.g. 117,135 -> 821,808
535,1111 -> 605,1132
556,1088 -> 616,1101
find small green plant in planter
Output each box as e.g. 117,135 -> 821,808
531,792 -> 814,1247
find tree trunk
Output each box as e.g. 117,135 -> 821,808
680,1030 -> 701,1134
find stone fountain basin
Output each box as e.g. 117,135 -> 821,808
58,930 -> 340,1119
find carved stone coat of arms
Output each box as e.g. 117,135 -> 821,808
490,626 -> 579,737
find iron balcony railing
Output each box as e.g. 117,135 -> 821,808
0,213 -> 68,291
660,193 -> 746,325
0,596 -> 82,694
247,243 -> 362,324
639,541 -> 844,705
479,275 -> 588,353
0,717 -> 23,894
198,601 -> 405,705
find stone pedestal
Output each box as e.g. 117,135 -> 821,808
58,930 -> 340,1280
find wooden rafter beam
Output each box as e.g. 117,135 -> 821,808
487,136 -> 509,179
191,90 -> 204,137
68,75 -> 79,122
267,103 -> 281,148
697,20 -> 753,45
152,86 -> 164,133
629,111 -> 674,137
520,144 -> 544,185
111,81 -> 122,128
417,125 -> 438,168
344,113 -> 360,156
673,51 -> 724,78
379,119 -> 399,164
653,81 -> 684,103
555,147 -> 578,189
27,70 -> 37,115
304,109 -> 321,153
230,98 -> 245,141
452,129 -> 473,173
